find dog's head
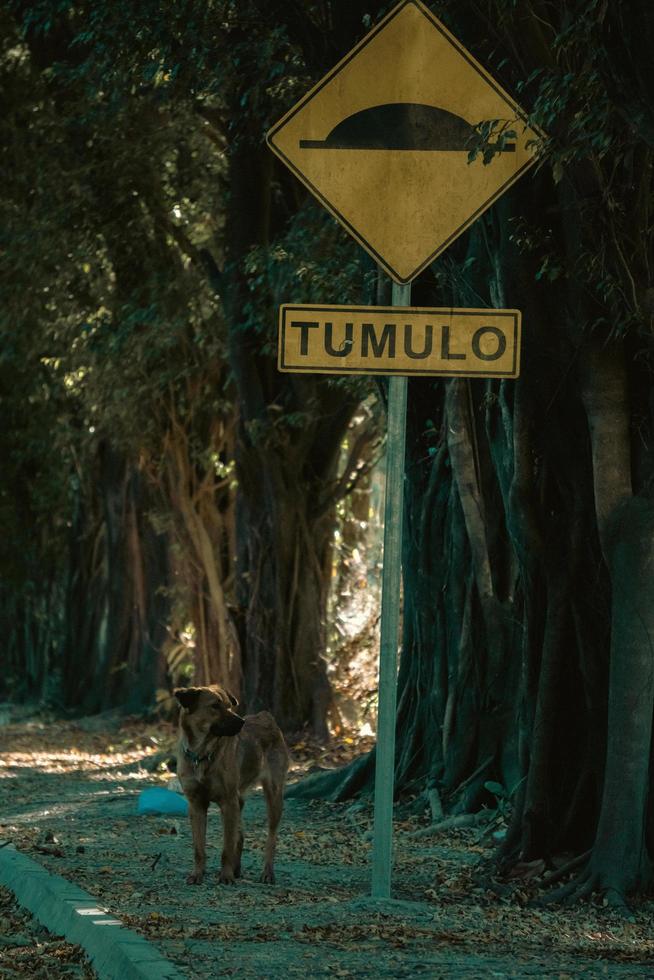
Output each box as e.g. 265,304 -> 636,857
174,685 -> 245,738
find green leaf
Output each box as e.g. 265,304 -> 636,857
484,780 -> 506,798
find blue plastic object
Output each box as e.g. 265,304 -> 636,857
136,787 -> 189,816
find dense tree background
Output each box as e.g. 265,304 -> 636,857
397,0 -> 654,907
0,0 -> 383,730
2,0 -> 654,904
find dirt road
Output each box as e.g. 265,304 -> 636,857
1,714 -> 653,978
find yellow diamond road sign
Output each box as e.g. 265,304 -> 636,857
267,0 -> 540,284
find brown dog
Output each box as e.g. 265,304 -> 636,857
174,684 -> 289,886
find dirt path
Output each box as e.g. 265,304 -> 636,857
2,714 -> 654,978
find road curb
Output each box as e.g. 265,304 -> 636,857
0,843 -> 186,980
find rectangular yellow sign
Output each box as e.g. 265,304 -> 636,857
278,305 -> 521,378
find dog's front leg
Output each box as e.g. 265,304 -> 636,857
187,800 -> 208,884
218,797 -> 241,884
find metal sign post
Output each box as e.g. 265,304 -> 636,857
267,0 -> 540,901
371,281 -> 410,899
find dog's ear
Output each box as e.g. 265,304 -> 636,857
174,687 -> 202,712
223,688 -> 239,708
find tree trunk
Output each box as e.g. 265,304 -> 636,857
62,444 -> 171,714
561,344 -> 654,900
220,127 -> 361,735
236,450 -> 334,734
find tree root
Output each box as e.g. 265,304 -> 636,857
408,809 -> 494,839
604,888 -> 634,918
285,749 -> 373,801
539,872 -> 594,906
540,849 -> 591,888
427,786 -> 444,823
536,862 -> 635,919
471,872 -> 512,897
